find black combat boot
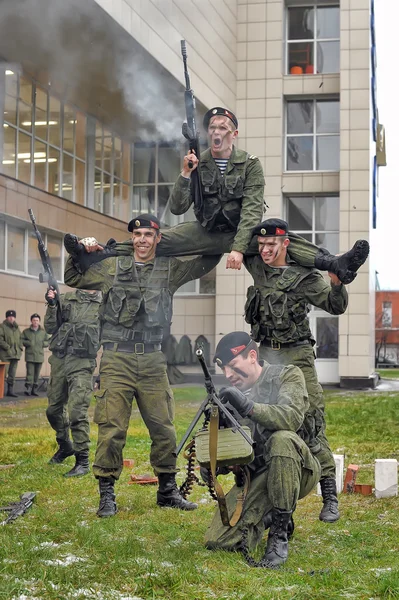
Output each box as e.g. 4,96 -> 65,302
314,240 -> 369,284
24,383 -> 31,396
263,509 -> 295,540
48,440 -> 74,464
319,477 -> 340,522
157,473 -> 198,510
97,477 -> 117,517
261,508 -> 292,568
31,385 -> 39,397
64,450 -> 90,477
6,384 -> 18,398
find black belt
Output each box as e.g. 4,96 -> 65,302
103,342 -> 161,354
262,339 -> 311,350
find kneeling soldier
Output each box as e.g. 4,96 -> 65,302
204,332 -> 321,569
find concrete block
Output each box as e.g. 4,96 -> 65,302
375,459 -> 398,498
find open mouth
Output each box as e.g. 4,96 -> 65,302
213,137 -> 222,147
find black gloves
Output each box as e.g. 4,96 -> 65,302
219,387 -> 254,418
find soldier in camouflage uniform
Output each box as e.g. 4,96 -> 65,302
154,106 -> 369,284
0,310 -> 23,397
44,288 -> 102,477
244,218 -> 349,523
22,313 -> 50,396
63,214 -> 220,518
204,332 -> 321,569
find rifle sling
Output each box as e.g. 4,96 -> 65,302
209,407 -> 249,528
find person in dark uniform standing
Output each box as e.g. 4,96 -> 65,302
63,214 -> 220,518
0,310 -> 23,398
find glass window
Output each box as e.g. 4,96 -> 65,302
75,159 -> 86,205
4,93 -> 17,126
62,153 -> 74,200
286,99 -> 339,172
47,235 -> 62,281
2,125 -> 16,178
34,139 -> 47,189
28,231 -> 42,277
7,224 -> 25,272
49,96 -> 61,147
286,196 -> 313,230
35,87 -> 48,141
158,145 -> 180,183
103,130 -> 113,174
17,130 -> 32,184
316,317 -> 338,359
75,112 -> 86,161
315,196 -> 339,231
286,194 -> 339,255
133,145 -> 156,184
382,302 -> 392,328
0,220 -> 5,270
287,4 -> 339,75
48,147 -> 60,195
63,105 -> 75,154
19,77 -> 33,133
132,186 -> 155,216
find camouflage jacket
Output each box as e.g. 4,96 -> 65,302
0,320 -> 23,361
21,326 -> 50,362
169,146 -> 265,254
244,256 -> 348,344
44,290 -> 102,358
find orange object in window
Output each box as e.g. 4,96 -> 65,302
305,65 -> 315,74
290,66 -> 303,75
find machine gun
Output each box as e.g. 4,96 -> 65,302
0,492 -> 36,525
28,208 -> 62,326
180,40 -> 204,217
177,349 -> 254,526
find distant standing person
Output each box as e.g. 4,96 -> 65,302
22,313 -> 50,396
0,310 -> 23,398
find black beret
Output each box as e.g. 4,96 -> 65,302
6,310 -> 16,318
128,214 -> 161,233
252,218 -> 289,238
203,107 -> 238,131
30,313 -> 41,321
213,331 -> 252,367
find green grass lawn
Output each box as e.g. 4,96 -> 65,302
377,368 -> 399,380
1,388 -> 399,600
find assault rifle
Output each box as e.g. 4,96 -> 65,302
180,40 -> 204,217
176,348 -> 254,456
28,208 -> 62,326
0,492 -> 36,525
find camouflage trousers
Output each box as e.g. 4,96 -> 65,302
157,221 -> 319,266
259,344 -> 336,479
204,430 -> 321,551
46,353 -> 96,452
26,361 -> 43,385
93,349 -> 176,480
4,359 -> 19,386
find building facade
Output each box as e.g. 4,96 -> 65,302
375,290 -> 399,366
0,0 -> 381,386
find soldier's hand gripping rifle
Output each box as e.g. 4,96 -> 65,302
180,40 -> 204,217
28,208 -> 62,327
176,348 -> 254,456
0,492 -> 36,525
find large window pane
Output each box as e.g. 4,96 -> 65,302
2,125 -> 16,178
7,224 -> 25,272
158,145 -> 180,183
95,125 -> 103,169
28,231 -> 42,277
317,6 -> 339,39
94,169 -> 102,212
19,77 -> 33,133
158,185 -> 180,226
4,94 -> 17,126
114,136 -> 122,180
315,232 -> 339,255
132,186 -> 155,215
288,42 -> 314,74
287,102 -> 313,134
315,197 -> 339,231
316,101 -> 339,134
288,7 -> 314,40
316,317 -> 338,359
17,131 -> 32,184
103,172 -> 112,215
317,41 -> 340,74
133,145 -> 156,183
34,139 -> 47,189
122,142 -> 131,182
75,159 -> 85,205
0,220 -> 5,270
5,70 -> 18,99
75,112 -> 86,160
48,147 -> 60,195
103,130 -> 113,174
316,136 -> 339,170
35,87 -> 48,141
62,153 -> 74,200
49,96 -> 61,147
287,196 -> 313,230
47,235 -> 62,281
63,105 -> 75,153
287,136 -> 313,171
